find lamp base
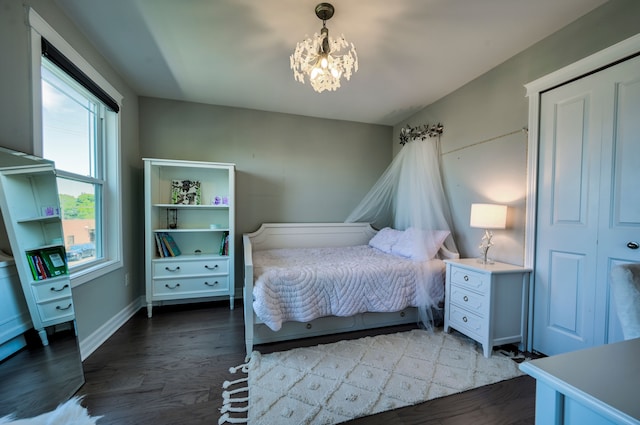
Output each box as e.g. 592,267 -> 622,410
477,257 -> 495,265
477,232 -> 494,265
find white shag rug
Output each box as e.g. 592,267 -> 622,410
0,397 -> 102,425
220,329 -> 524,425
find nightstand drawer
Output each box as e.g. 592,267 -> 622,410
448,305 -> 484,338
450,285 -> 485,316
450,267 -> 488,293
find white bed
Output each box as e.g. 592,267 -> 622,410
243,222 -> 456,355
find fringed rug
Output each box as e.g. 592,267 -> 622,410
219,329 -> 523,425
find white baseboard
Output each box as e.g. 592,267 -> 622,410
79,296 -> 144,361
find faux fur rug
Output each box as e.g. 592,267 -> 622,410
0,397 -> 102,425
220,329 -> 523,424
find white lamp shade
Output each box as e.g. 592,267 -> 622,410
470,203 -> 507,229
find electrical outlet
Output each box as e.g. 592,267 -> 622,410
125,273 -> 129,286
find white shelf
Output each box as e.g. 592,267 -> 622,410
152,203 -> 229,209
144,158 -> 235,317
0,149 -> 73,346
17,215 -> 62,224
153,228 -> 230,232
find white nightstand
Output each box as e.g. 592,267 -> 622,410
444,258 -> 531,357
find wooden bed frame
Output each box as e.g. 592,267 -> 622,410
243,222 -> 423,355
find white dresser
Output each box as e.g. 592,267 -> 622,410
444,258 -> 531,357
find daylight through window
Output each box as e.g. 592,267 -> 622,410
41,57 -> 108,271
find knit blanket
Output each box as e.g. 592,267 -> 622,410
252,246 -> 445,331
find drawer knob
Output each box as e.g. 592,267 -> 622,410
165,283 -> 180,289
165,266 -> 180,272
204,281 -> 219,287
464,275 -> 469,281
205,264 -> 219,270
50,284 -> 69,292
306,323 -> 312,329
462,316 -> 468,323
463,295 -> 469,302
56,303 -> 72,311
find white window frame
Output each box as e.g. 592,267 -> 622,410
29,8 -> 123,287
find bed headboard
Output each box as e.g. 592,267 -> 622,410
244,222 -> 377,251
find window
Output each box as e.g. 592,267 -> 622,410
41,58 -> 103,267
30,9 -> 123,285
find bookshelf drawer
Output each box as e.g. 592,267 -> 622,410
31,278 -> 72,302
153,258 -> 228,277
152,275 -> 230,297
36,297 -> 74,323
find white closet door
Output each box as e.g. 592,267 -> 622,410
533,55 -> 640,356
596,57 -> 640,343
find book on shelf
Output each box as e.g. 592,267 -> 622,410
155,232 -> 181,257
219,231 -> 229,256
155,233 -> 165,257
26,246 -> 68,280
162,233 -> 182,256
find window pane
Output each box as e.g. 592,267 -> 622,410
58,178 -> 99,265
41,61 -> 96,177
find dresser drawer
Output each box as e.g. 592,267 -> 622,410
450,285 -> 486,316
31,279 -> 71,303
448,305 -> 484,338
450,267 -> 488,293
153,275 -> 230,297
36,297 -> 74,323
153,258 -> 228,277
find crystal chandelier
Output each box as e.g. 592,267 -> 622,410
290,3 -> 358,93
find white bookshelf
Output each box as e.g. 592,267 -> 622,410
143,158 -> 235,317
0,148 -> 74,346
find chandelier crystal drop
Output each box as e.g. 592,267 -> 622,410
290,3 -> 358,93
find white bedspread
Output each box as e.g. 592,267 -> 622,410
252,245 -> 445,331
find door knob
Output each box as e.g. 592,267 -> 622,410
627,241 -> 639,250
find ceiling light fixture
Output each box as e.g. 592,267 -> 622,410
290,3 -> 358,93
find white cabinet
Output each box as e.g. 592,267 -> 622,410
0,148 -> 73,346
444,259 -> 530,357
520,338 -> 640,425
144,158 -> 235,317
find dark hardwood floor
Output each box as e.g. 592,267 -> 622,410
75,302 -> 536,425
0,327 -> 84,418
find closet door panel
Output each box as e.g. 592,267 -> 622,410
596,57 -> 640,343
534,77 -> 602,356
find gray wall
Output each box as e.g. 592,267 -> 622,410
139,97 -> 392,290
396,0 -> 640,265
0,0 -> 143,342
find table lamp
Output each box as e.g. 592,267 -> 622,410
470,203 -> 507,264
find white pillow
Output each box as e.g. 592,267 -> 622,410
391,227 -> 450,261
368,227 -> 403,254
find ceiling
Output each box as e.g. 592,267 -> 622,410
53,0 -> 608,126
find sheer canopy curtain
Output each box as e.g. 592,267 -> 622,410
345,136 -> 458,329
345,137 -> 457,254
